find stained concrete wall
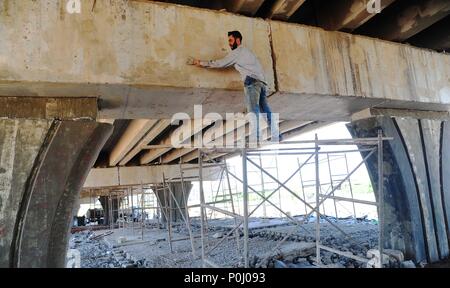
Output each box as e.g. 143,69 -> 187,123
348,116 -> 450,263
0,0 -> 273,118
0,119 -> 112,267
1,0 -> 449,120
269,21 -> 450,121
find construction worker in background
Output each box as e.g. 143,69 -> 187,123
190,30 -> 280,143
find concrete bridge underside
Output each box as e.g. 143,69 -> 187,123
0,0 -> 450,267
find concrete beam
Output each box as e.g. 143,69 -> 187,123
316,0 -> 395,31
1,1 -> 449,121
225,0 -> 266,16
118,119 -> 171,165
160,118 -> 247,163
109,119 -> 158,166
269,20 -> 450,121
83,164 -> 222,188
358,0 -> 450,41
0,97 -> 97,119
268,0 -> 307,20
0,0 -> 274,119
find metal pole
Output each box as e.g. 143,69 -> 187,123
162,177 -> 173,253
242,148 -> 249,268
179,161 -> 196,257
130,187 -> 134,235
198,150 -> 206,267
326,153 -> 339,218
377,129 -> 384,268
298,159 -> 308,215
259,155 -> 267,218
315,134 -> 321,265
167,175 -> 196,257
344,154 -> 357,218
140,184 -> 144,241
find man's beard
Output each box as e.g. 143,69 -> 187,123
230,42 -> 238,50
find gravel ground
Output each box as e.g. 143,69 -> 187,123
67,216 -> 415,268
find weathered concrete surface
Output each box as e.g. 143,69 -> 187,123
0,119 -> 52,267
155,182 -> 193,224
348,116 -> 450,263
269,20 -> 450,121
83,164 -> 222,188
0,0 -> 273,118
1,1 -> 449,120
0,97 -> 97,119
99,196 -> 119,226
0,119 -> 112,267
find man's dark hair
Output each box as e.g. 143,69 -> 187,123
228,31 -> 243,42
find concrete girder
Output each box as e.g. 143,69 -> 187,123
160,118 -> 248,163
268,20 -> 450,121
139,119 -> 208,164
1,0 -> 450,121
348,116 -> 450,263
316,0 -> 396,32
187,120 -> 308,163
83,164 -> 222,189
408,16 -> 450,51
0,97 -> 97,120
118,119 -> 171,165
268,0 -> 307,21
109,119 -> 158,166
358,0 -> 450,42
225,0 -> 266,16
0,119 -> 112,268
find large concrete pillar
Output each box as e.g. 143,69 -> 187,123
98,195 -> 120,226
0,113 -> 112,267
347,116 -> 450,264
155,182 -> 193,225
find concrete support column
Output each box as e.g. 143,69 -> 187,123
0,119 -> 112,268
98,195 -> 120,226
155,182 -> 193,225
347,116 -> 450,264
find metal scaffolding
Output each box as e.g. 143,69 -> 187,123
193,131 -> 390,268
80,133 -> 390,268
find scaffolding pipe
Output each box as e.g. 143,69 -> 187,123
242,148 -> 249,268
315,134 -> 321,265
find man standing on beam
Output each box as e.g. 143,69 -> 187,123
191,30 -> 280,144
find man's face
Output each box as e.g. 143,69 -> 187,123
228,35 -> 239,50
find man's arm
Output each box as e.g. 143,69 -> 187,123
194,51 -> 238,68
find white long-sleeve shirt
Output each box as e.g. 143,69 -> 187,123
200,46 -> 266,84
